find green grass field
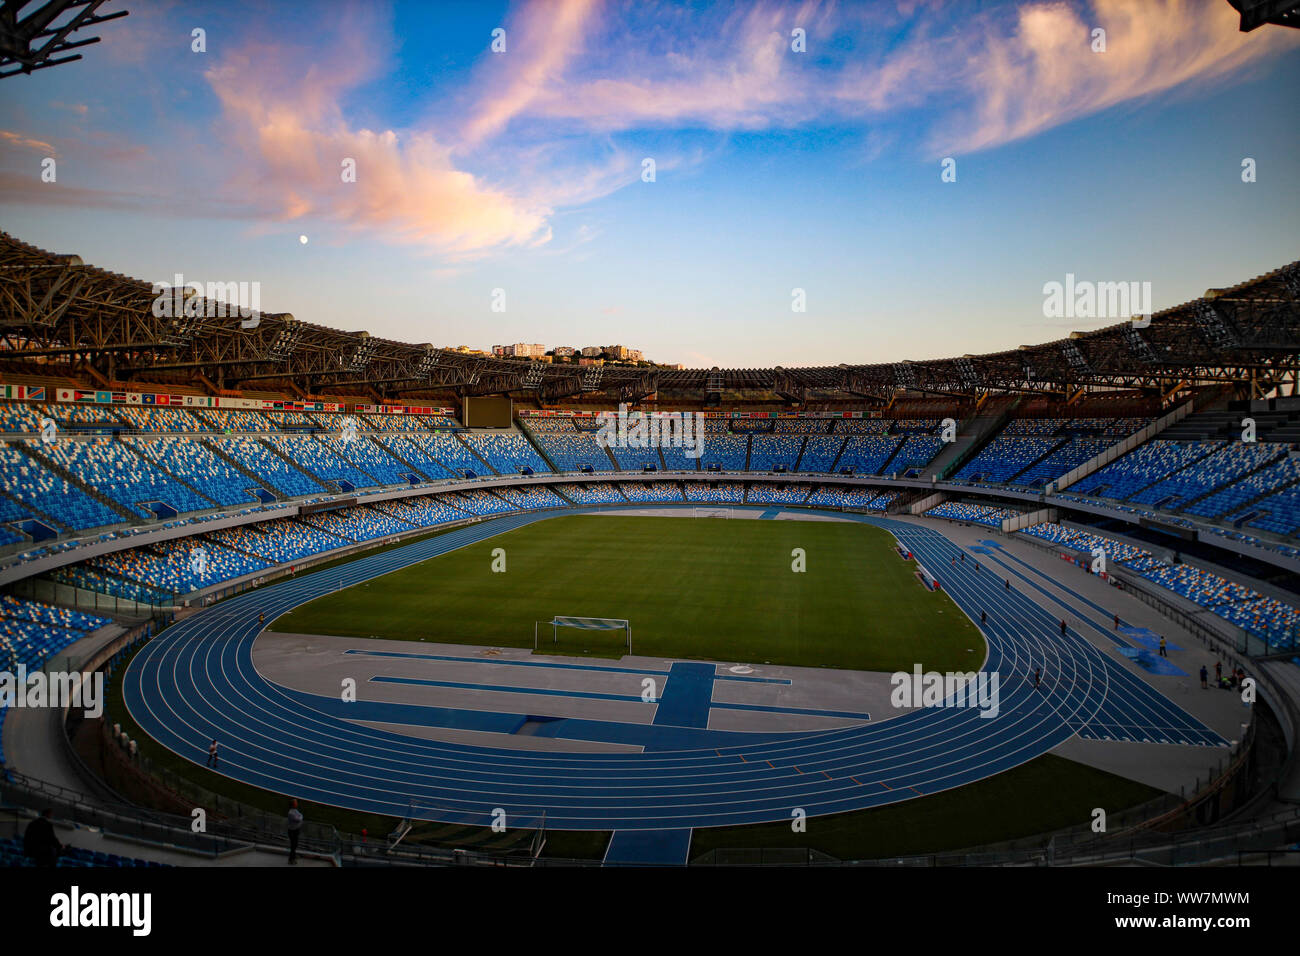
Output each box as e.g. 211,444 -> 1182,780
275,514 -> 983,672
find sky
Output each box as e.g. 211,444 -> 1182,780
1,0 -> 1298,369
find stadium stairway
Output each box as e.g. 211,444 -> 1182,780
126,442 -> 225,512
518,425 -> 563,475
788,436 -> 812,472
458,433 -> 503,476
201,438 -> 289,500
363,435 -> 436,482
932,400 -> 1019,480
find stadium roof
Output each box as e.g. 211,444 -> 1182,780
1,230 -> 1297,404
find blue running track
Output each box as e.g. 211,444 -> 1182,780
122,508 -> 1226,833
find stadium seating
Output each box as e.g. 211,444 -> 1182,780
1020,522 -> 1299,647
37,438 -> 215,517
494,485 -> 568,510
748,435 -> 804,471
442,489 -> 516,516
526,430 -> 615,472
794,435 -> 844,472
555,483 -> 626,505
0,836 -> 169,868
925,501 -> 1020,527
1073,441 -> 1222,501
1013,438 -> 1111,488
0,442 -> 131,530
1125,442 -> 1286,510
834,436 -> 902,475
952,437 -> 1062,484
460,433 -> 552,475
261,436 -> 381,490
681,482 -> 745,503
619,481 -> 683,502
745,483 -> 811,505
206,437 -> 329,498
833,418 -> 891,434
886,435 -> 944,475
126,437 -> 266,507
698,435 -> 748,471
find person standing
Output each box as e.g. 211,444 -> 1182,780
24,808 -> 62,867
1200,665 -> 1209,689
1060,619 -> 1067,637
1158,636 -> 1167,657
980,610 -> 987,625
1114,613 -> 1120,630
287,800 -> 304,865
207,739 -> 219,769
1215,661 -> 1222,682
1033,667 -> 1041,690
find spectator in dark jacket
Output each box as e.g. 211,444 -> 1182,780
24,809 -> 62,867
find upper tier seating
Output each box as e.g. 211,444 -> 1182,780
126,436 -> 265,506
207,437 -> 329,497
1012,438 -> 1111,487
1073,440 -> 1222,500
1001,418 -> 1065,436
111,406 -> 208,433
38,438 -> 215,517
0,442 -> 132,530
1184,455 -> 1300,521
796,435 -> 845,472
526,430 -> 614,472
833,419 -> 891,434
887,435 -> 944,474
388,433 -> 483,478
460,433 -> 552,474
659,443 -> 702,470
261,436 -> 380,490
953,437 -> 1062,484
1124,442 -> 1286,510
773,419 -> 831,434
748,435 -> 804,471
834,436 -> 902,475
698,435 -> 748,470
320,435 -> 421,485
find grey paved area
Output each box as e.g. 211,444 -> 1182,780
906,514 -> 1257,793
255,634 -> 908,747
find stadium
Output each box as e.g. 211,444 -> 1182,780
0,0 -> 1297,916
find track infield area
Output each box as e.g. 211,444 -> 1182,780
275,514 -> 983,672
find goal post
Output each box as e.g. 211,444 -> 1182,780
535,616 -> 631,656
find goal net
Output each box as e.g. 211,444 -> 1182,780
692,506 -> 732,518
535,616 -> 631,656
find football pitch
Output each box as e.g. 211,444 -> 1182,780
276,514 -> 984,672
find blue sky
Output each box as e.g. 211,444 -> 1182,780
1,0 -> 1297,367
